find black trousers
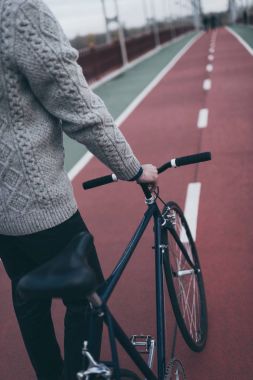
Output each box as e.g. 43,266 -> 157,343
0,211 -> 104,380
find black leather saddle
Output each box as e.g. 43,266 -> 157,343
17,231 -> 98,300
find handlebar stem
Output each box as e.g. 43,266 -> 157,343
139,183 -> 155,205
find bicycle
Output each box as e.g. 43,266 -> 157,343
17,151 -> 211,380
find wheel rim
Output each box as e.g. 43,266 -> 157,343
169,212 -> 202,343
163,203 -> 207,350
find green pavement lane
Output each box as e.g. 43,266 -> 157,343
64,31 -> 198,173
230,24 -> 253,49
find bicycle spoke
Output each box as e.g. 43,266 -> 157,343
163,201 -> 207,352
178,276 -> 195,335
169,224 -> 202,342
180,274 -> 201,342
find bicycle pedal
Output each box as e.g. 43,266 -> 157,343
130,335 -> 155,370
130,335 -> 153,353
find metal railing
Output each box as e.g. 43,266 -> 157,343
77,25 -> 194,83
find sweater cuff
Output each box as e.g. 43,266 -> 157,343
128,167 -> 143,181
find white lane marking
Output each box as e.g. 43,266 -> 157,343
209,47 -> 215,53
68,32 -> 204,181
181,183 -> 202,242
226,26 -> 253,56
68,152 -> 94,180
197,108 -> 209,128
208,54 -> 214,61
206,64 -> 213,72
203,78 -> 212,91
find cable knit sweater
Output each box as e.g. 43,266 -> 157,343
0,0 -> 141,236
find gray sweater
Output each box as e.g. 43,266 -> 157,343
0,0 -> 141,236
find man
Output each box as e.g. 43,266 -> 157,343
0,0 -> 158,379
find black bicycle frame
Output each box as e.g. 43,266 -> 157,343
91,201 -> 169,380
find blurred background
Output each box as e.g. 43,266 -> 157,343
43,0 -> 253,82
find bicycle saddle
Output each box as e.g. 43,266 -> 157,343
17,232 -> 97,300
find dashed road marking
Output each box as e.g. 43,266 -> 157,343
197,108 -> 209,128
203,79 -> 212,91
181,182 -> 202,242
208,54 -> 214,61
206,64 -> 213,72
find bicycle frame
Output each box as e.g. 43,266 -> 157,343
88,200 -> 170,380
82,152 -> 211,378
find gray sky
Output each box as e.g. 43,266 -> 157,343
43,0 -> 229,39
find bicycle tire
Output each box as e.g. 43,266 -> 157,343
162,201 -> 208,352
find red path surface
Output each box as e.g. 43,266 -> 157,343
1,28 -> 253,379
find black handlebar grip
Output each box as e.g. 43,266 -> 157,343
158,152 -> 211,174
175,152 -> 211,167
83,175 -> 116,190
158,161 -> 172,174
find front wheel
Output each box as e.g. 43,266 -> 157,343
162,202 -> 208,352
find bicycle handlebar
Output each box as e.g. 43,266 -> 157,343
158,151 -> 211,174
82,152 -> 211,190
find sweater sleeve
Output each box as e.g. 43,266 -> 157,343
14,0 -> 141,180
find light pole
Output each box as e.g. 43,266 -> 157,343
149,0 -> 160,47
113,0 -> 128,65
191,0 -> 201,29
229,0 -> 237,23
100,0 -> 128,66
101,0 -> 112,44
142,0 -> 151,33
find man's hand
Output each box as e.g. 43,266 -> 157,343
137,164 -> 158,190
